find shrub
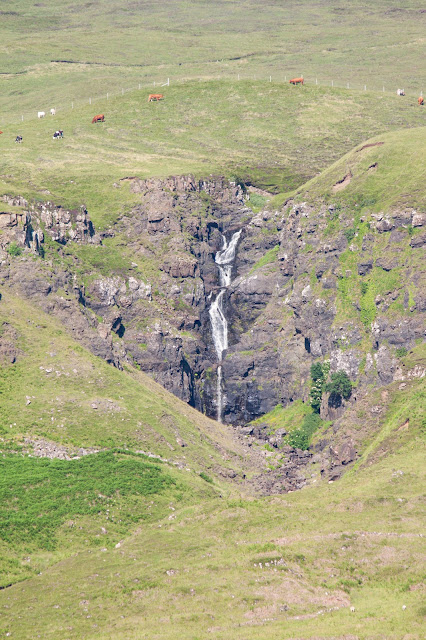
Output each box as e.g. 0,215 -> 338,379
7,242 -> 22,257
360,281 -> 368,295
309,361 -> 330,413
287,413 -> 323,450
199,471 -> 213,484
248,193 -> 268,212
326,370 -> 352,401
395,347 -> 408,358
344,228 -> 356,243
310,362 -> 324,381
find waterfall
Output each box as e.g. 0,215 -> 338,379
209,229 -> 242,422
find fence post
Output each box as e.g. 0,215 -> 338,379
364,85 -> 367,91
347,83 -> 349,89
154,81 -> 156,87
269,75 -> 271,82
383,86 -> 385,92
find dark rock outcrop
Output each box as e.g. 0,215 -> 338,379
1,179 -> 424,437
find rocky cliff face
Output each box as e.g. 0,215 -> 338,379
0,177 -> 424,435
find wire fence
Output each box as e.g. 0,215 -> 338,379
3,72 -> 424,129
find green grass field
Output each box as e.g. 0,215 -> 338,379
1,80 -> 425,230
1,0 -> 425,100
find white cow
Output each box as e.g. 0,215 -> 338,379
397,89 -> 405,96
50,108 -> 56,116
38,111 -> 45,118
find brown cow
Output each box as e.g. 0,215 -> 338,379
92,114 -> 105,123
418,96 -> 424,106
290,77 -> 304,85
148,94 -> 164,102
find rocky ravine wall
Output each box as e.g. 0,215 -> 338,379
0,179 -> 424,429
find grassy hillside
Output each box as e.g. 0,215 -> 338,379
1,0 -> 425,101
1,400 -> 424,639
291,126 -> 426,211
1,81 -> 425,228
0,292 -> 246,467
0,290 -> 253,587
0,245 -> 424,639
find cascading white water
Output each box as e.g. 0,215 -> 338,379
209,229 -> 242,422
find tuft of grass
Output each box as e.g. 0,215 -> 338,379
250,245 -> 279,272
199,471 -> 213,484
250,399 -> 311,435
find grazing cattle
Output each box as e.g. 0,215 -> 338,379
0,131 -> 3,135
15,135 -> 23,143
92,114 -> 105,123
50,108 -> 56,116
397,89 -> 405,96
38,111 -> 45,118
289,77 -> 304,85
148,93 -> 164,102
53,130 -> 64,139
418,96 -> 424,105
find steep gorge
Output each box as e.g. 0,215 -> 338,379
1,155 -> 424,476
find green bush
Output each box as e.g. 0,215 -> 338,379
287,413 -> 323,450
7,242 -> 22,257
248,193 -> 268,212
344,228 -> 356,243
309,361 -> 330,413
310,362 -> 324,382
395,347 -> 408,358
199,471 -> 213,484
360,281 -> 368,295
326,370 -> 352,400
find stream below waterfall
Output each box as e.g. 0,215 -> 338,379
209,229 -> 242,422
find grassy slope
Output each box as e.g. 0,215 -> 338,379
292,126 -> 426,211
0,290 -> 253,587
1,0 -> 425,92
1,404 -> 424,639
0,291 -> 246,467
0,136 -> 424,640
1,81 -> 425,229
